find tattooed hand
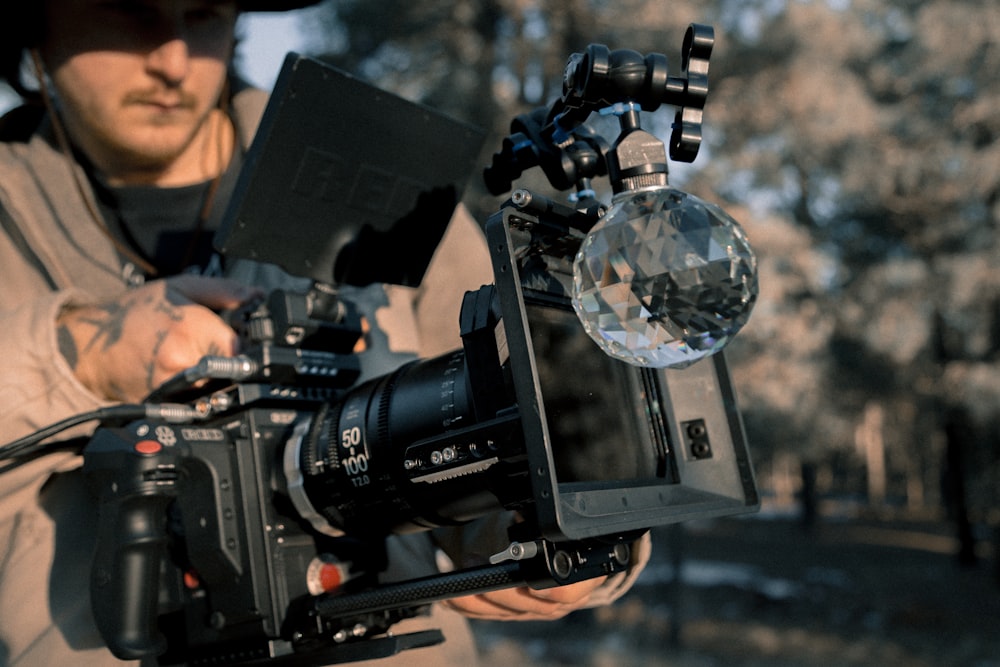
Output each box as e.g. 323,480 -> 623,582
56,275 -> 263,403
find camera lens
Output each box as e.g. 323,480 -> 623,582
286,350 -> 512,537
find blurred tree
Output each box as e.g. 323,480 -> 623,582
303,0 -> 999,531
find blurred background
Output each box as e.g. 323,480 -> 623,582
274,2 -> 1000,665
4,0 -> 997,664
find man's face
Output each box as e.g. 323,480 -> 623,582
39,0 -> 238,179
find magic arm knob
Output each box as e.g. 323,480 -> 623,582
484,107 -> 551,195
83,428 -> 180,660
668,23 -> 714,162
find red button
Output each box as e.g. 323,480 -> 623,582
319,563 -> 346,593
183,571 -> 201,590
134,440 -> 162,455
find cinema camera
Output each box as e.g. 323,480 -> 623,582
78,24 -> 758,666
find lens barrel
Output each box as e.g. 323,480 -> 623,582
289,350 -> 514,537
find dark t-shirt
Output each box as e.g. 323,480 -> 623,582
90,150 -> 243,279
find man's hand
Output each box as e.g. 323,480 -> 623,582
442,577 -> 607,621
56,275 -> 261,403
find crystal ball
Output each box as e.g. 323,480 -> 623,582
572,187 -> 758,368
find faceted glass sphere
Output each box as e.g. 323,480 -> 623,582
572,187 -> 758,368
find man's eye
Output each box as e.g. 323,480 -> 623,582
96,1 -> 160,23
92,1 -> 235,34
186,8 -> 228,24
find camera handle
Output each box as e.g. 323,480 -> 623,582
312,537 -> 632,621
83,426 -> 181,660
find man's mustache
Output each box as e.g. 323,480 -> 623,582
123,89 -> 199,108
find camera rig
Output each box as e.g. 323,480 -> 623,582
75,24 -> 758,666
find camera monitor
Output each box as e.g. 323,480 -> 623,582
216,54 -> 486,288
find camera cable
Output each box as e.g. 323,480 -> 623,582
0,403 -> 209,465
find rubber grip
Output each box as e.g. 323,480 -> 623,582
84,426 -> 180,661
90,490 -> 174,660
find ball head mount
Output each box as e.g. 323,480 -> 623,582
484,23 -> 714,198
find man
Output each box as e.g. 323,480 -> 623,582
0,1 -> 646,665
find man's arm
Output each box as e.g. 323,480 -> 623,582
0,275 -> 261,448
0,291 -> 106,445
56,275 -> 260,403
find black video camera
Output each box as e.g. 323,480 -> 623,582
81,25 -> 759,666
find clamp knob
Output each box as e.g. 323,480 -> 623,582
669,23 -> 714,162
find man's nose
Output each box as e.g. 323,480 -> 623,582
146,37 -> 190,88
